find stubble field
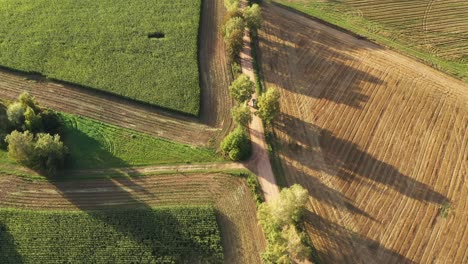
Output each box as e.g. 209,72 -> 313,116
259,4 -> 468,263
276,0 -> 468,81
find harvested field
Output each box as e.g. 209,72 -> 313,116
0,173 -> 265,263
0,70 -> 215,146
276,0 -> 468,81
0,0 -> 202,115
259,4 -> 468,263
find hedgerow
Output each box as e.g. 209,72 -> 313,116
0,0 -> 202,115
0,206 -> 224,263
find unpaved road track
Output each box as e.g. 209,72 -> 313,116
259,3 -> 468,264
0,0 -> 233,147
0,173 -> 265,263
240,28 -> 280,202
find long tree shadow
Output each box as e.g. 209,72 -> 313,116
0,223 -> 23,263
303,210 -> 416,264
275,113 -> 449,205
258,3 -> 386,109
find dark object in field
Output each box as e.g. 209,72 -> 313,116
148,32 -> 165,39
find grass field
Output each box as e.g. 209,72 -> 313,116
0,0 -> 201,115
259,4 -> 468,263
276,0 -> 468,81
60,113 -> 221,169
0,206 -> 223,263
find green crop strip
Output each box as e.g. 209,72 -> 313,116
0,206 -> 224,263
0,0 -> 202,115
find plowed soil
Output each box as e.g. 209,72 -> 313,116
0,173 -> 265,263
259,4 -> 468,264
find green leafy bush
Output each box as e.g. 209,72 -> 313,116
221,126 -> 251,161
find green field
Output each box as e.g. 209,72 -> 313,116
275,0 -> 468,81
0,206 -> 223,263
60,113 -> 221,169
0,108 -> 220,177
0,0 -> 201,115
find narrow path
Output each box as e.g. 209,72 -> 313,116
239,6 -> 280,202
63,162 -> 245,178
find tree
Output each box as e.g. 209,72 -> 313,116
6,102 -> 25,127
243,4 -> 262,30
24,106 -> 43,133
34,133 -> 67,176
4,130 -> 36,167
257,184 -> 311,263
225,29 -> 244,61
270,184 -> 309,225
223,16 -> 245,41
18,91 -> 40,113
231,104 -> 252,127
224,0 -> 240,12
229,74 -> 254,103
220,126 -> 251,161
257,88 -> 281,125
5,131 -> 67,176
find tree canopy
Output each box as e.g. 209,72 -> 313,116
243,4 -> 262,30
220,126 -> 251,161
257,88 -> 281,125
229,74 -> 254,103
231,104 -> 252,127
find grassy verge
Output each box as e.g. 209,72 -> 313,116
274,1 -> 468,82
0,0 -> 202,115
0,206 -> 223,263
60,113 -> 222,169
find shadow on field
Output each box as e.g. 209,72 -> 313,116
0,223 -> 23,263
258,3 -> 386,109
303,210 -> 416,264
275,113 -> 449,205
48,175 -> 221,263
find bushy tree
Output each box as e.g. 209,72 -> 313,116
224,0 -> 240,12
34,133 -> 67,176
7,102 -> 25,127
4,130 -> 36,167
257,88 -> 281,125
229,74 -> 254,103
223,16 -> 245,40
231,104 -> 252,127
5,131 -> 67,176
258,184 -> 311,263
18,91 -> 40,113
223,16 -> 245,61
243,4 -> 262,30
24,106 -> 43,133
220,126 -> 251,161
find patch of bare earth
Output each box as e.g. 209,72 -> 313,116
259,3 -> 468,263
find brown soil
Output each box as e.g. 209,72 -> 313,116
0,173 -> 265,263
259,3 -> 468,264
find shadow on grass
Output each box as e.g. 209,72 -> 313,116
0,223 -> 23,263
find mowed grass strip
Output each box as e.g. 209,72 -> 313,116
275,0 -> 468,81
60,113 -> 221,169
0,0 -> 201,115
0,206 -> 224,263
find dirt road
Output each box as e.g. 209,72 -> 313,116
240,27 -> 280,202
259,3 -> 468,263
